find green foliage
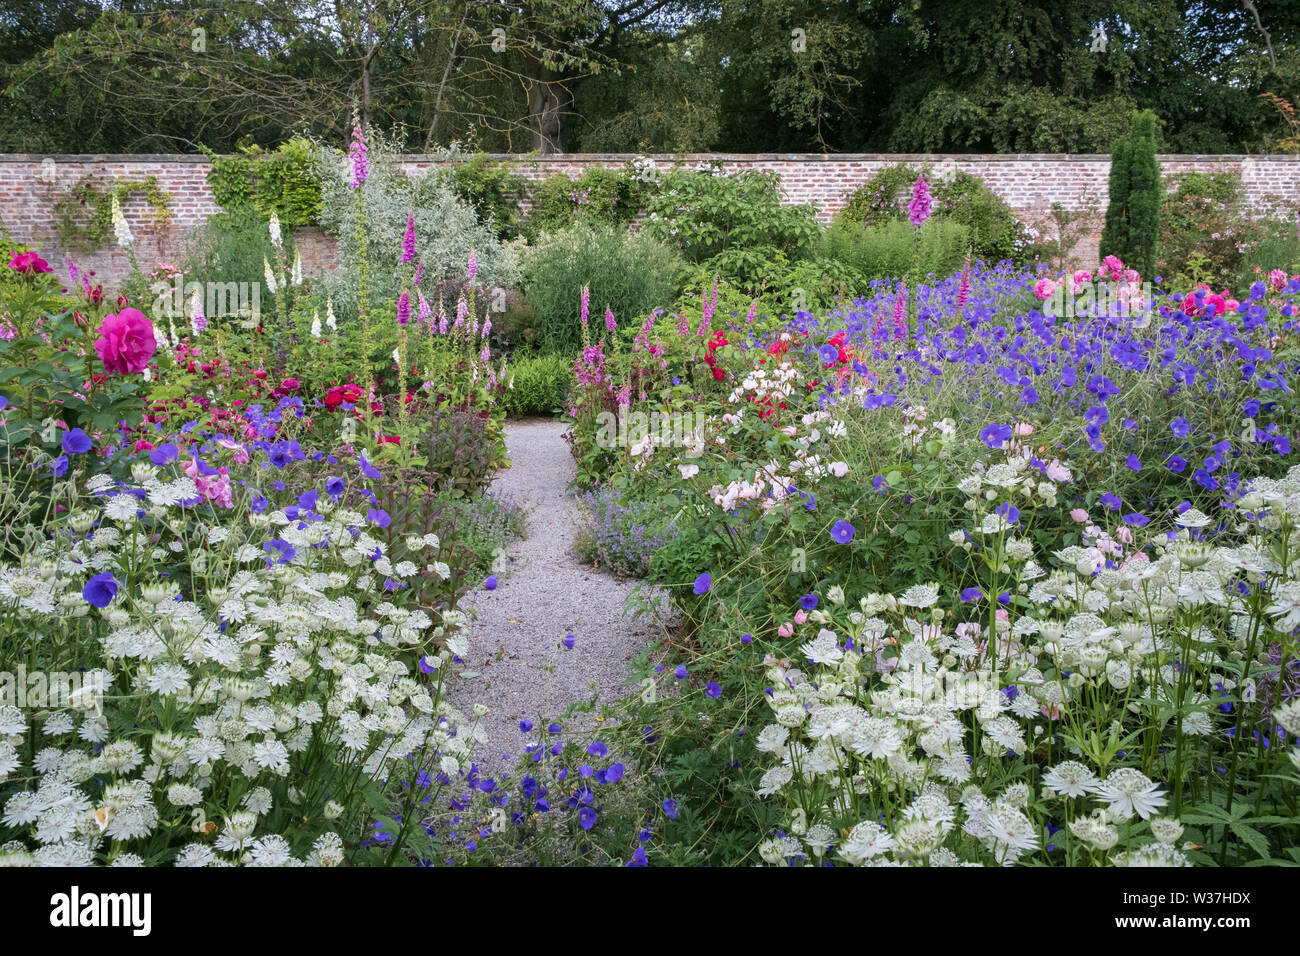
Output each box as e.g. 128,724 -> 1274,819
822,218 -> 970,282
520,223 -> 686,355
499,353 -> 570,417
50,175 -> 171,254
438,153 -> 527,240
206,137 -> 323,229
642,167 -> 821,267
1103,111 -> 1162,276
1159,171 -> 1251,289
525,167 -> 643,239
837,165 -> 1025,265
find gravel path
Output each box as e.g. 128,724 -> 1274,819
450,419 -> 672,764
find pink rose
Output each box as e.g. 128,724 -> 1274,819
94,308 -> 156,376
1069,508 -> 1089,523
1033,278 -> 1057,300
8,251 -> 52,275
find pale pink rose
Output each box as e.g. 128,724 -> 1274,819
777,621 -> 794,638
1033,278 -> 1057,300
94,307 -> 157,376
1069,508 -> 1089,523
794,610 -> 808,625
1044,460 -> 1072,482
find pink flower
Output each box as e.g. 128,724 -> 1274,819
794,609 -> 808,625
217,438 -> 249,464
1070,269 -> 1092,294
94,308 -> 157,376
1044,460 -> 1072,482
8,251 -> 52,275
401,212 -> 416,264
1069,508 -> 1090,523
467,249 -> 478,281
1033,278 -> 1057,300
777,621 -> 794,638
1103,255 -> 1125,280
1013,422 -> 1034,437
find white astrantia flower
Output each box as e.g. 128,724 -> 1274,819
898,583 -> 940,608
1097,768 -> 1167,820
1042,760 -> 1101,797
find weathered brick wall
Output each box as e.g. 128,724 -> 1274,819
3,153 -> 1299,289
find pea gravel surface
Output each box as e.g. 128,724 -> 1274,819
449,418 -> 673,765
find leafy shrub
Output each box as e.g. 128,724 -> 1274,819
642,167 -> 821,266
313,130 -> 520,320
206,137 -> 323,229
420,409 -> 497,497
438,153 -> 527,240
179,208 -> 280,305
525,167 -> 643,238
500,353 -> 570,417
520,224 -> 686,355
1159,171 -> 1251,288
821,218 -> 970,282
837,165 -> 1025,264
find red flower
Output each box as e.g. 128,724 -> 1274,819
377,435 -> 401,445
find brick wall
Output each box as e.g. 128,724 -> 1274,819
3,153 -> 1299,289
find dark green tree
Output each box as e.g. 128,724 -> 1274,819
1101,110 -> 1161,276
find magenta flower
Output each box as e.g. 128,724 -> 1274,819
908,174 -> 932,228
397,290 -> 410,326
401,211 -> 416,264
348,124 -> 369,190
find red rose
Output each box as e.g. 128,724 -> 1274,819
94,308 -> 157,376
8,251 -> 52,275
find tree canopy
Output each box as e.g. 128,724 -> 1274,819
2,0 -> 1297,153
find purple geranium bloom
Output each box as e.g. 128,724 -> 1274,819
484,575 -> 497,590
818,344 -> 838,366
626,846 -> 648,867
1084,423 -> 1105,452
82,572 -> 119,608
831,520 -> 855,543
980,423 -> 1012,448
1125,455 -> 1141,471
578,807 -> 597,831
1171,417 -> 1191,439
587,741 -> 608,757
62,428 -> 92,455
326,476 -> 345,496
604,763 -> 625,783
1167,455 -> 1188,473
663,798 -> 679,820
359,452 -> 382,479
960,587 -> 983,602
1100,493 -> 1122,511
366,508 -> 391,528
519,719 -> 533,732
800,593 -> 818,611
263,538 -> 295,566
150,443 -> 179,466
741,633 -> 753,644
1121,513 -> 1150,527
693,572 -> 711,594
563,633 -> 576,649
419,656 -> 435,674
674,665 -> 687,679
994,502 -> 1020,524
706,682 -> 722,698
51,455 -> 68,478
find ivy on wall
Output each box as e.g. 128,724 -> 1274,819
51,175 -> 172,254
205,137 -> 323,229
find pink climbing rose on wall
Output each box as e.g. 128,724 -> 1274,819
94,307 -> 157,375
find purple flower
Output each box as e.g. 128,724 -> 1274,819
706,682 -> 722,698
1171,417 -> 1191,439
1121,513 -> 1150,527
563,633 -> 575,649
693,573 -> 711,595
994,502 -> 1020,525
741,633 -> 753,644
62,428 -> 92,455
401,211 -> 416,264
348,123 -> 369,189
818,344 -> 838,365
263,538 -> 296,566
980,423 -> 1012,448
397,290 -> 411,326
150,443 -> 179,466
1100,493 -> 1121,511
960,587 -> 984,602
419,656 -> 435,674
484,575 -> 497,590
626,846 -> 648,867
51,455 -> 68,478
519,719 -> 533,732
359,452 -> 382,480
907,174 -> 932,228
604,763 -> 625,783
1125,455 -> 1141,471
1085,423 -> 1105,452
326,476 -> 345,496
800,593 -> 818,611
548,723 -> 562,734
82,572 -> 119,608
831,520 -> 855,544
1167,455 -> 1188,474
663,798 -> 679,820
587,741 -> 608,757
578,807 -> 597,831
674,665 -> 687,679
366,508 -> 391,528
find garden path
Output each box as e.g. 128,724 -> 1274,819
449,418 -> 672,765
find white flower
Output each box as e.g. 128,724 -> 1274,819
840,822 -> 895,864
755,724 -> 789,754
898,583 -> 940,608
1042,760 -> 1100,797
756,764 -> 793,797
1097,768 -> 1167,820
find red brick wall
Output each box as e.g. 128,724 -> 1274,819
3,153 -> 1298,289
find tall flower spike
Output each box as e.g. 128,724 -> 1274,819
417,291 -> 432,326
268,210 -> 283,250
908,174 -> 931,228
190,286 -> 207,335
467,249 -> 478,281
401,211 -> 416,264
348,123 -> 369,190
264,256 -> 277,294
957,258 -> 971,307
605,306 -> 616,333
397,290 -> 410,326
580,285 -> 590,325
